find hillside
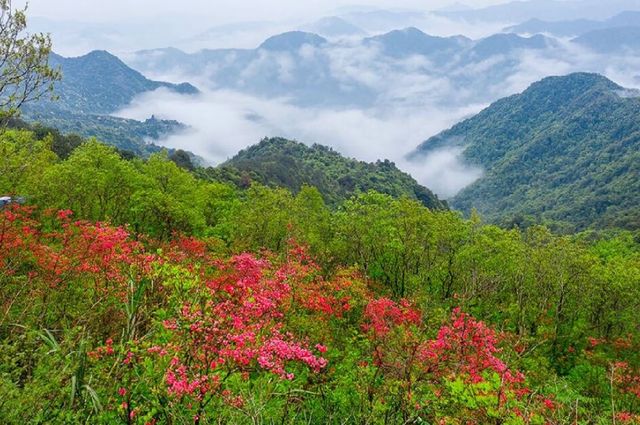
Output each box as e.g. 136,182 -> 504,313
413,73 -> 640,231
363,27 -> 471,58
205,137 -> 446,209
21,50 -> 197,155
46,50 -> 198,114
259,31 -> 327,51
4,129 -> 640,424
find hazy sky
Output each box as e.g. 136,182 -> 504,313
16,0 -> 514,55
19,0 -> 504,24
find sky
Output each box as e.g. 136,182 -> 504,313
19,0 -> 504,24
16,0 -> 515,58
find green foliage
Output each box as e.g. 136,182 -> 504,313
33,140 -> 139,222
0,130 -> 57,194
204,137 -> 446,210
415,73 -> 640,232
0,0 -> 60,125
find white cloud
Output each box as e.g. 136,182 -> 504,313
114,86 -> 484,198
113,34 -> 640,200
404,148 -> 483,197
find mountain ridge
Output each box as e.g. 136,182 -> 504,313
205,137 -> 446,210
412,72 -> 640,231
505,10 -> 640,36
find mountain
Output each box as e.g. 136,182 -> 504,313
22,50 -> 198,155
301,17 -> 366,38
45,50 -> 197,115
505,11 -> 640,37
465,33 -> 551,61
205,137 -> 446,209
364,27 -> 471,58
363,28 -> 549,63
437,0 -> 640,22
572,26 -> 640,53
259,31 -> 328,51
412,73 -> 640,231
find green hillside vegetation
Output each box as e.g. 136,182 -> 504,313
4,9 -> 640,422
414,72 -> 640,231
205,137 -> 445,209
25,112 -> 187,155
7,118 -> 193,161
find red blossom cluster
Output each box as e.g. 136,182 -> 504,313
417,308 -> 525,386
1,206 -> 148,296
159,252 -> 328,400
617,412 -> 640,423
363,297 -> 422,338
614,361 -> 640,400
361,299 -> 547,420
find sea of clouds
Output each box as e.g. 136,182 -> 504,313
114,16 -> 640,199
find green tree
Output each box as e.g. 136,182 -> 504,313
229,185 -> 294,252
131,152 -> 207,238
0,129 -> 56,194
0,0 -> 60,124
33,140 -> 140,223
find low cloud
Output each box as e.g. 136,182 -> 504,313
403,148 -> 483,198
115,87 -> 484,200
115,34 -> 640,200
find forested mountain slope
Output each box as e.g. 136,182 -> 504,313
21,50 -> 197,155
413,73 -> 640,231
45,50 -> 197,115
205,137 -> 446,209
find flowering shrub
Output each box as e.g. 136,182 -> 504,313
150,252 -> 328,421
362,301 -> 554,423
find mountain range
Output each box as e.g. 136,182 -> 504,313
412,73 -> 640,231
125,22 -> 640,116
126,28 -> 560,109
